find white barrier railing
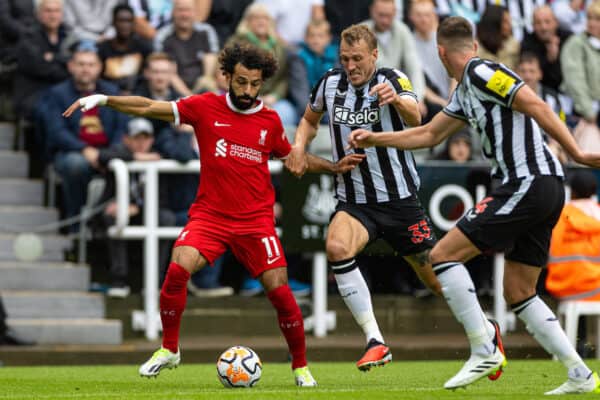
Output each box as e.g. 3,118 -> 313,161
107,159 -> 334,340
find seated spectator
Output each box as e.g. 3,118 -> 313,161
63,0 -> 122,42
228,3 -> 298,126
44,41 -> 128,230
256,0 -> 325,46
362,0 -> 425,100
561,0 -> 600,139
521,5 -> 572,92
476,4 -> 520,70
552,0 -> 589,35
14,0 -> 73,120
410,0 -> 453,123
128,0 -> 173,40
98,4 -> 152,94
90,118 -> 174,297
298,19 -> 338,90
429,129 -> 473,163
134,52 -> 181,133
547,169 -> 600,355
518,53 -> 572,122
155,0 -> 219,96
517,53 -> 570,163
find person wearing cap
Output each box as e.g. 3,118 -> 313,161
44,40 -> 128,229
91,117 -> 176,298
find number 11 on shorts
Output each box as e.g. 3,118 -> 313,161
261,236 -> 281,258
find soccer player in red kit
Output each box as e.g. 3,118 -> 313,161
63,43 -> 364,387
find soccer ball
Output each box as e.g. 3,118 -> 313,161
216,346 -> 262,388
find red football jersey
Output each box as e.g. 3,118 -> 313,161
172,92 -> 291,220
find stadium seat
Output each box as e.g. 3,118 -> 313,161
557,300 -> 600,358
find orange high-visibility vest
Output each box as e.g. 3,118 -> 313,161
546,204 -> 600,301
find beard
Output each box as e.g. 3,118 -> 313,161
228,86 -> 257,110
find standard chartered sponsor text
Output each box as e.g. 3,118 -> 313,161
230,144 -> 262,162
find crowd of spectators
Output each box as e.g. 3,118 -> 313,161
0,0 -> 599,299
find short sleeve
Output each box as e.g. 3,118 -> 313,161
309,73 -> 328,113
172,94 -> 205,126
468,61 -> 525,108
442,90 -> 468,121
380,68 -> 418,102
271,123 -> 292,159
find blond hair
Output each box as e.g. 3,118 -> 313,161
588,0 -> 600,17
341,24 -> 377,51
236,3 -> 277,38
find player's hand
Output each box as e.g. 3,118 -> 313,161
369,83 -> 397,107
573,152 -> 600,168
62,94 -> 108,117
334,153 -> 366,174
348,129 -> 377,149
285,145 -> 308,178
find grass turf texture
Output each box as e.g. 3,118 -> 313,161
2,360 -> 600,399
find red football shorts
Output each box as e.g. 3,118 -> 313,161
173,215 -> 287,278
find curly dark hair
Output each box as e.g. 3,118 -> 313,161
218,42 -> 278,81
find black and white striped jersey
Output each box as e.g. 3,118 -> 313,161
310,68 -> 420,204
499,0 -> 549,42
443,58 -> 564,183
434,0 -> 491,18
434,0 -> 550,41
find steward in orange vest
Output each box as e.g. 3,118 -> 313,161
547,170 -> 600,301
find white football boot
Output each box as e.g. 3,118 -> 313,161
139,347 -> 180,377
444,345 -> 506,390
545,372 -> 600,395
294,366 -> 317,387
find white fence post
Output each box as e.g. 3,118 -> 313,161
143,163 -> 160,340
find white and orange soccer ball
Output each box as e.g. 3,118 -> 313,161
216,346 -> 262,388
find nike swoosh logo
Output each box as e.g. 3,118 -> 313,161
267,256 -> 281,265
214,121 -> 231,127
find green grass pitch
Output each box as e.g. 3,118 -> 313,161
2,360 -> 600,399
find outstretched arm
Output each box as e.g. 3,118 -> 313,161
285,106 -> 323,177
304,153 -> 366,174
348,111 -> 465,150
512,85 -> 600,168
62,94 -> 175,122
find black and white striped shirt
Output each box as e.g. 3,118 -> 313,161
443,58 -> 564,183
500,0 -> 549,42
310,68 -> 420,204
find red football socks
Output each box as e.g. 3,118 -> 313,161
267,284 -> 307,369
160,262 -> 190,353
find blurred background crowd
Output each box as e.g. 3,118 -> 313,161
0,0 -> 599,303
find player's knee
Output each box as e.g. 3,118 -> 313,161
428,245 -> 447,266
326,239 -> 353,261
171,246 -> 206,274
260,268 -> 288,292
503,283 -> 536,305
